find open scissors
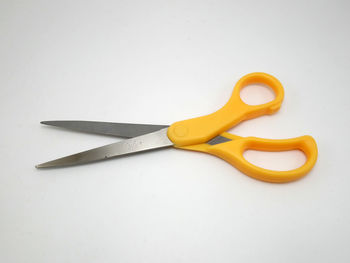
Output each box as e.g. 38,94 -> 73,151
36,72 -> 318,183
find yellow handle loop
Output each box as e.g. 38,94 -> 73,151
180,133 -> 318,183
167,72 -> 318,182
168,72 -> 284,146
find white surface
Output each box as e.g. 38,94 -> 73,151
1,0 -> 349,262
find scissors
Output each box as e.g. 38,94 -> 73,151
36,72 -> 318,183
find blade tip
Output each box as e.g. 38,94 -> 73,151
36,162 -> 52,168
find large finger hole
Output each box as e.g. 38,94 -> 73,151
243,150 -> 306,171
240,84 -> 275,105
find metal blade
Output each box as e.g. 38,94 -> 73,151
36,128 -> 173,168
207,135 -> 232,145
41,120 -> 169,138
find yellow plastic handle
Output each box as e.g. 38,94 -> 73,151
180,133 -> 318,183
168,72 -> 284,146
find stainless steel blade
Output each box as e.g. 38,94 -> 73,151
207,135 -> 232,145
41,121 -> 169,138
36,128 -> 173,168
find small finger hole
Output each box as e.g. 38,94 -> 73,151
243,150 -> 306,171
240,84 -> 275,105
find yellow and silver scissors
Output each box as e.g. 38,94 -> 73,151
36,72 -> 318,183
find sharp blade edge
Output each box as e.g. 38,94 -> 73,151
41,121 -> 169,138
36,128 -> 173,168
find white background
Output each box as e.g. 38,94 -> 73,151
1,0 -> 350,262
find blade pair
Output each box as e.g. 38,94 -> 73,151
36,121 -> 172,168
